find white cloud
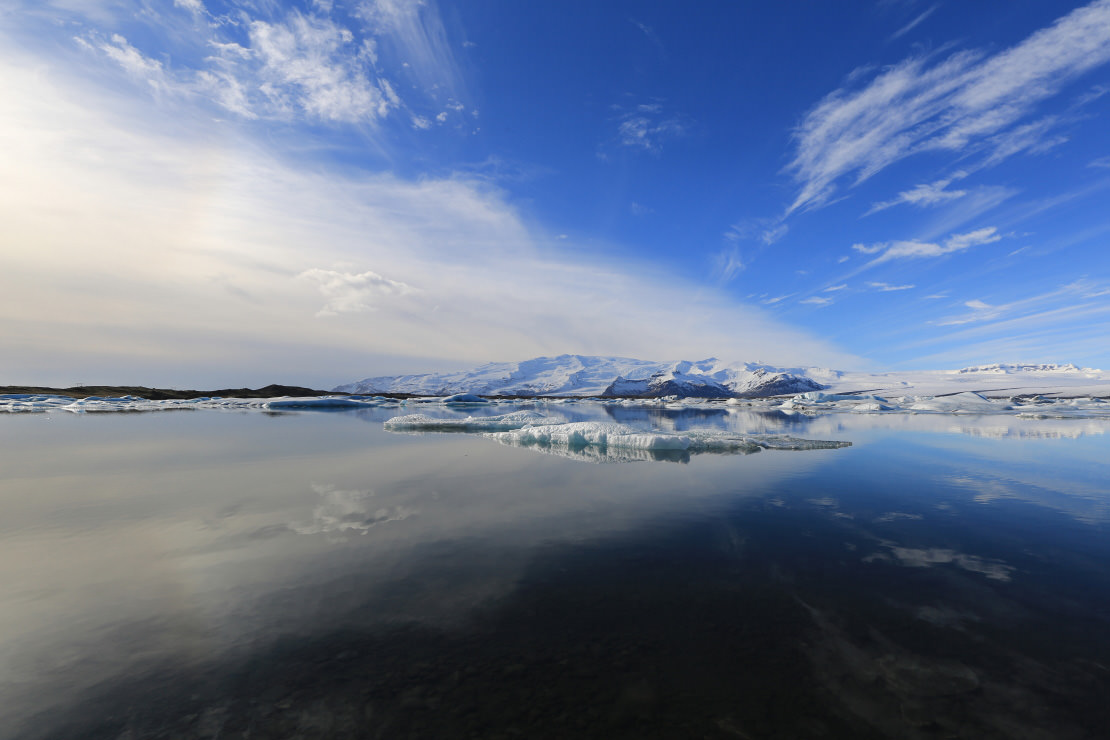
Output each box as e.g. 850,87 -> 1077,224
726,217 -> 787,245
631,19 -> 666,54
195,69 -> 256,118
617,116 -> 684,152
851,242 -> 884,255
933,280 -> 1107,327
173,0 -> 205,15
612,101 -> 686,153
354,0 -> 467,104
298,268 -> 416,316
67,1 -> 468,130
96,33 -> 167,91
824,284 -> 848,292
713,247 -> 745,282
942,226 -> 1001,252
761,223 -> 789,245
889,4 -> 938,41
248,13 -> 396,123
865,172 -> 968,215
787,0 -> 1110,213
856,226 -> 1001,266
801,296 -> 832,306
762,294 -> 795,305
867,281 -> 915,291
1090,155 -> 1110,168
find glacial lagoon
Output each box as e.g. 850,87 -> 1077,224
2,399 -> 1109,738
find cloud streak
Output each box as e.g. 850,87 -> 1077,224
612,102 -> 686,153
853,226 -> 1001,266
865,172 -> 968,215
786,0 -> 1110,213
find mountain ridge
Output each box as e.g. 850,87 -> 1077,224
334,354 -> 1109,399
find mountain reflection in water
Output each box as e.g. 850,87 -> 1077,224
1,403 -> 1108,739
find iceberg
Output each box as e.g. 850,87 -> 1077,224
264,396 -> 386,409
442,393 -> 489,404
484,421 -> 850,460
382,410 -> 554,432
489,421 -> 695,450
381,411 -> 852,462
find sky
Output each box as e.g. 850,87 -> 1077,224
2,0 -> 1109,388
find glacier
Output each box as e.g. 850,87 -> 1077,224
334,354 -> 830,398
336,354 -> 1110,401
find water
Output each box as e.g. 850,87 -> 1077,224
1,402 -> 1108,738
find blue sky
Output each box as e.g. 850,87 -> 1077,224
2,0 -> 1109,387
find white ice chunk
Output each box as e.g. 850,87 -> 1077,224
442,393 -> 489,404
486,422 -> 850,457
491,421 -> 692,450
263,396 -> 386,409
383,410 -> 553,431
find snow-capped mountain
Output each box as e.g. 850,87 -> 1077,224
335,355 -> 1110,399
956,363 -> 1095,375
334,355 -> 829,398
601,367 -> 824,398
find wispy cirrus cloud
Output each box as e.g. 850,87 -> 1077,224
786,0 -> 1110,213
725,218 -> 788,245
79,33 -> 168,91
889,4 -> 938,42
865,172 -> 968,215
852,226 -> 1000,266
611,102 -> 687,153
936,280 -> 1110,326
173,0 -> 206,15
868,281 -> 915,291
712,247 -> 745,282
354,0 -> 469,105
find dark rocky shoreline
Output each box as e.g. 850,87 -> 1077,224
0,384 -> 341,400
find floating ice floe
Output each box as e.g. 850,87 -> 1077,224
0,394 -> 399,414
382,410 -> 555,432
780,390 -> 1110,418
442,393 -> 489,404
485,422 -> 849,462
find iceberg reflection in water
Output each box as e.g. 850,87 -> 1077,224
1,401 -> 1108,739
383,409 -> 851,462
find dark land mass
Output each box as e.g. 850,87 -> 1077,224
0,384 -> 348,400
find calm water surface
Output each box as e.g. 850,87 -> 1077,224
1,402 -> 1108,739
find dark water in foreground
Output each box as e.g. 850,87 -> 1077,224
1,403 -> 1109,739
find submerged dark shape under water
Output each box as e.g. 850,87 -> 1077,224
1,402 -> 1108,739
